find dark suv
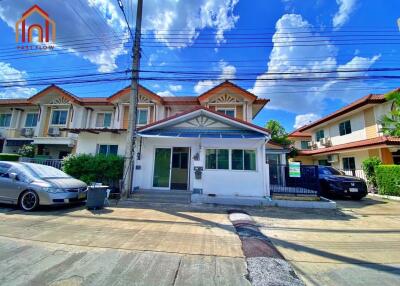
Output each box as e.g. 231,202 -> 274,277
318,166 -> 368,200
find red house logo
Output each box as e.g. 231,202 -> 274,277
15,5 -> 56,43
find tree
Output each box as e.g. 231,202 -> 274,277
17,144 -> 35,158
380,89 -> 400,136
265,120 -> 291,146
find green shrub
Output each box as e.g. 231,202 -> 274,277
17,144 -> 35,158
375,165 -> 400,196
62,153 -> 124,185
0,153 -> 21,161
361,157 -> 382,189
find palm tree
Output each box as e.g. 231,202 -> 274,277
380,89 -> 400,137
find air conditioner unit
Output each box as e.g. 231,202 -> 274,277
308,141 -> 317,149
327,154 -> 339,163
320,137 -> 332,146
48,127 -> 60,137
21,128 -> 34,137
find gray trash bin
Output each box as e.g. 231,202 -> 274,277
86,185 -> 109,210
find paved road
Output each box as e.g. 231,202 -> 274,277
0,202 -> 250,286
251,196 -> 400,286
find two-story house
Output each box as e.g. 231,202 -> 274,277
289,92 -> 400,170
0,81 -> 278,199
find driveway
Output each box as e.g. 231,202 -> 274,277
251,196 -> 400,286
0,202 -> 249,286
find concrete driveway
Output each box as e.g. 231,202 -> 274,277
251,196 -> 400,286
0,202 -> 249,286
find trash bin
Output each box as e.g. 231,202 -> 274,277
86,185 -> 109,210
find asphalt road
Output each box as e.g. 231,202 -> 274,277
0,202 -> 250,286
251,196 -> 400,286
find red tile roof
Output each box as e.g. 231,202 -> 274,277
288,130 -> 312,138
296,93 -> 389,132
297,136 -> 400,156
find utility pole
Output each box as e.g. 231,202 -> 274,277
123,0 -> 143,198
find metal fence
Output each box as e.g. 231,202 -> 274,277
339,169 -> 367,181
270,164 -> 320,196
19,157 -> 64,169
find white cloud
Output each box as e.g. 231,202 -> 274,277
0,0 -> 128,72
0,62 -> 37,98
194,60 -> 236,94
158,90 -> 175,96
333,0 -> 357,30
168,84 -> 182,92
142,0 -> 239,48
250,14 -> 380,116
294,113 -> 321,129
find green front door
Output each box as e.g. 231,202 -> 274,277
153,148 -> 172,188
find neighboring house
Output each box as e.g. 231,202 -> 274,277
288,92 -> 400,170
0,81 -> 273,197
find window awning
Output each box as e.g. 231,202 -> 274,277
5,139 -> 33,146
138,129 -> 267,139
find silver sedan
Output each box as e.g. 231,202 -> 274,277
0,161 -> 87,211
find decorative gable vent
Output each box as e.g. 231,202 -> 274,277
184,116 -> 219,128
138,94 -> 151,103
210,93 -> 241,104
49,96 -> 70,105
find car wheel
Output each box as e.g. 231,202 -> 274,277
19,190 -> 39,211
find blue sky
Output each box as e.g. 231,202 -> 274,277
0,0 -> 399,131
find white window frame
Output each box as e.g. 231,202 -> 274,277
24,112 -> 39,127
204,148 -> 257,172
205,148 -> 230,170
216,108 -> 236,118
95,112 -> 113,128
137,108 -> 150,126
0,113 -> 12,128
50,109 -> 69,126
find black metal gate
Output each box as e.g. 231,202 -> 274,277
269,164 -> 320,196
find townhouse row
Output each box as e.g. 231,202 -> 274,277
289,92 -> 400,170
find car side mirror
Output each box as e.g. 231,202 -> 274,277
9,173 -> 18,180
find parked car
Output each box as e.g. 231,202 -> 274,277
318,166 -> 368,200
0,161 -> 87,211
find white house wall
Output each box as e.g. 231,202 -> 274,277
76,132 -> 127,156
132,137 -> 268,197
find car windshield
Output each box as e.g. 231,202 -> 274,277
319,166 -> 343,175
23,163 -> 71,179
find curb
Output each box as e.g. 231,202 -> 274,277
368,193 -> 400,201
228,210 -> 304,286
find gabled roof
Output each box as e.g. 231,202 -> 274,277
295,92 -> 390,132
297,136 -> 400,156
198,81 -> 258,102
28,84 -> 82,104
138,106 -> 270,135
108,85 -> 163,103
